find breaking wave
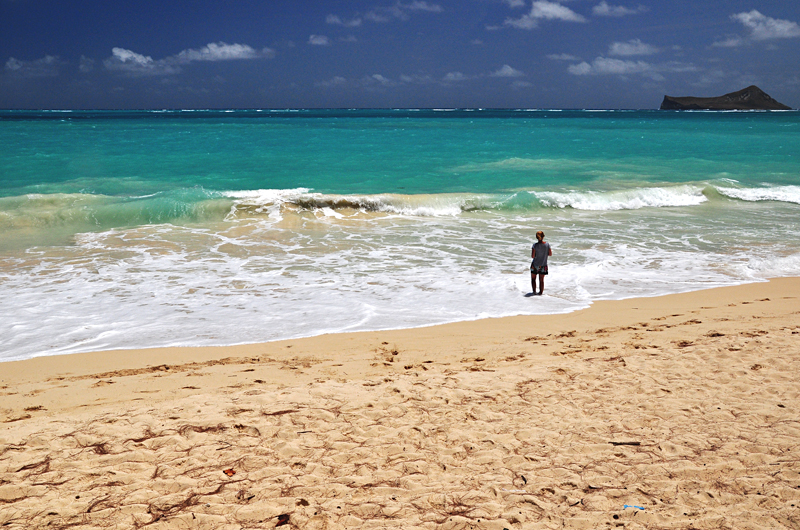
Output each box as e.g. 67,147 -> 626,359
2,182 -> 798,247
531,185 -> 708,211
714,184 -> 800,204
224,184 -> 717,216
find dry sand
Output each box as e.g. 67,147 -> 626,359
1,278 -> 799,529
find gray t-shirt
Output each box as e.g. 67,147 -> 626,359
532,241 -> 551,268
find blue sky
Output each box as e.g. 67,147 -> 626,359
2,0 -> 799,109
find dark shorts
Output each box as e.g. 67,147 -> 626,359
531,264 -> 548,275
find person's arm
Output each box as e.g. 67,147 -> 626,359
531,246 -> 536,259
548,244 -> 552,257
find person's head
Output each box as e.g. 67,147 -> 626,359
536,230 -> 545,242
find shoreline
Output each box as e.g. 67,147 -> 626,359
2,278 -> 799,529
0,275 -> 775,366
1,277 -> 795,413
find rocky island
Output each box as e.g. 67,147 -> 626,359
660,85 -> 791,111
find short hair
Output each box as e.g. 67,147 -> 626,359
536,231 -> 544,239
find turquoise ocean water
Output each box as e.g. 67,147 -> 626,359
1,109 -> 798,361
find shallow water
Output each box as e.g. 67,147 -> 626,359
1,109 -> 798,361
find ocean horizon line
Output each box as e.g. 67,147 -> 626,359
2,107 -> 798,114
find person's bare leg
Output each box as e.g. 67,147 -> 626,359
531,273 -> 536,294
538,274 -> 545,295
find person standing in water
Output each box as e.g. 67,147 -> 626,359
530,231 -> 552,295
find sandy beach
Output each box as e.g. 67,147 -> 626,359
1,278 -> 799,529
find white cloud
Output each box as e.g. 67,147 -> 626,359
567,62 -> 593,75
504,0 -> 527,7
112,48 -> 155,67
712,36 -> 745,48
370,74 -> 394,86
400,73 -> 435,84
4,55 -> 63,77
512,80 -> 533,88
364,1 -> 443,23
608,39 -> 659,56
531,1 -> 585,21
103,48 -> 180,76
353,73 -> 404,90
326,14 -> 363,27
568,56 -> 698,81
592,1 -> 647,17
443,71 -> 469,82
174,42 -> 271,62
5,58 -> 22,71
308,35 -> 331,46
401,1 -> 443,13
570,57 -> 652,75
318,72 -> 440,90
104,42 -> 275,77
491,64 -> 525,77
365,11 -> 391,23
505,1 -> 586,30
731,10 -> 800,41
547,53 -> 580,61
712,11 -> 800,47
317,76 -> 347,87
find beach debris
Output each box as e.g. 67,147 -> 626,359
276,513 -> 290,526
179,424 -> 226,436
236,489 -> 255,502
524,335 -> 548,341
223,468 -> 236,477
623,505 -> 645,510
609,441 -> 641,446
234,424 -> 261,436
262,409 -> 300,416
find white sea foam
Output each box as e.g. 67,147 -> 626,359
715,184 -> 800,204
224,187 -> 313,201
222,185 -> 714,217
741,252 -> 800,278
534,185 -> 707,210
223,189 -> 487,217
2,194 -> 799,363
